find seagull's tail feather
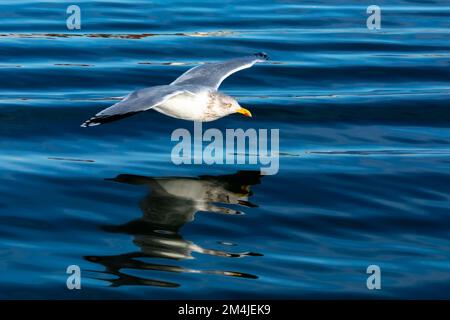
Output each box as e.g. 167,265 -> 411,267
80,111 -> 141,127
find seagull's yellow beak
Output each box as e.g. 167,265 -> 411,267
236,107 -> 252,117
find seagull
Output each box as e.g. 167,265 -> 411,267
81,52 -> 269,127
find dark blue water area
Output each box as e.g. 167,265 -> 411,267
0,0 -> 450,299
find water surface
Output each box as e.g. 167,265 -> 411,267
0,0 -> 450,299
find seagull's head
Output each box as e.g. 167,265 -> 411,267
217,93 -> 252,118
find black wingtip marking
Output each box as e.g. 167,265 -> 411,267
80,111 -> 142,128
254,52 -> 269,60
81,117 -> 101,127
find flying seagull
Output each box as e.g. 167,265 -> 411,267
81,52 -> 269,127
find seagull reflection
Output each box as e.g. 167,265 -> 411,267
85,171 -> 263,288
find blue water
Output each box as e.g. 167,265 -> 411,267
0,0 -> 450,299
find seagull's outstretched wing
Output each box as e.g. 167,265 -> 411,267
171,52 -> 268,90
81,85 -> 192,127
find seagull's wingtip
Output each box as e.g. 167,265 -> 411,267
254,52 -> 269,61
80,118 -> 101,127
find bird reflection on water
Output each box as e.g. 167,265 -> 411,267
85,171 -> 263,288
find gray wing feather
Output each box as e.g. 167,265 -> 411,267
170,52 -> 268,90
81,85 -> 190,127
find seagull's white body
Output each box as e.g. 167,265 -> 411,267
154,89 -> 210,121
81,52 -> 268,127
